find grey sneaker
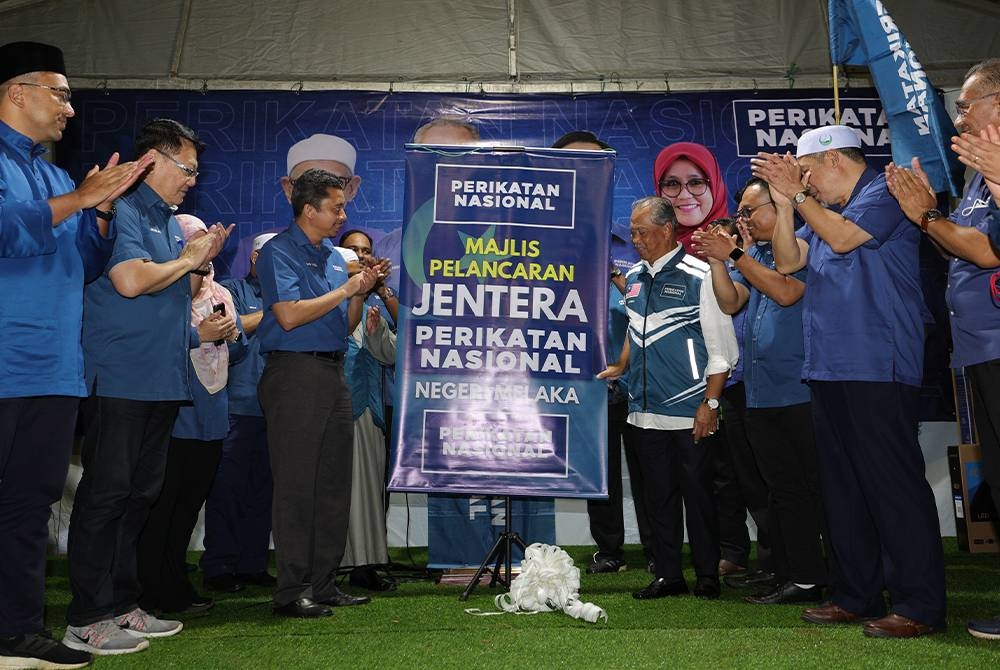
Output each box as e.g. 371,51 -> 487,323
62,619 -> 149,656
115,608 -> 183,638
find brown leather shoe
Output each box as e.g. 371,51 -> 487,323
717,559 -> 746,577
863,613 -> 944,639
801,602 -> 879,625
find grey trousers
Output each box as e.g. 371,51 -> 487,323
259,352 -> 354,607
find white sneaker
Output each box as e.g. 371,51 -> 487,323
115,608 -> 183,638
62,619 -> 149,656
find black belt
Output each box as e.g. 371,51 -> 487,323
275,350 -> 345,362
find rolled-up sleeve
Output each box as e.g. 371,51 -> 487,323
699,277 -> 738,377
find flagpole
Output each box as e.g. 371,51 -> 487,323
832,64 -> 841,124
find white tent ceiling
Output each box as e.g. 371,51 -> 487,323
0,0 -> 998,92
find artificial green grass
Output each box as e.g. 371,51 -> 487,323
42,539 -> 1000,669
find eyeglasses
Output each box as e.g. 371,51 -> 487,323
15,81 -> 72,105
659,177 -> 710,197
955,90 -> 1000,116
155,148 -> 199,179
735,200 -> 774,220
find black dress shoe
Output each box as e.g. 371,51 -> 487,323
693,576 -> 721,600
746,581 -> 823,605
204,573 -> 244,593
273,597 -> 332,618
724,569 -> 778,590
349,566 -> 398,592
320,587 -> 372,607
237,571 -> 277,587
162,594 -> 215,615
632,578 -> 688,600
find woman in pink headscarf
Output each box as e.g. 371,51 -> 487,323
652,142 -> 729,257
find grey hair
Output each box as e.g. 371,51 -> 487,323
413,117 -> 480,143
965,58 -> 1000,90
631,196 -> 677,231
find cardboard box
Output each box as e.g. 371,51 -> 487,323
952,368 -> 979,446
948,443 -> 999,553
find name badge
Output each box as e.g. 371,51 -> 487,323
660,283 -> 686,300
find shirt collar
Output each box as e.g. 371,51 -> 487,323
127,181 -> 176,218
0,119 -> 49,160
641,244 -> 683,276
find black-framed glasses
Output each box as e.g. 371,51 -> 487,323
735,200 -> 774,220
659,177 -> 710,197
955,90 -> 1000,116
155,148 -> 199,179
15,81 -> 72,105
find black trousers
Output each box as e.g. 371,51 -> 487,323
720,383 -> 772,572
632,426 -> 719,581
967,359 -> 1000,523
67,397 -> 180,626
201,414 -> 273,579
587,401 -> 652,561
137,437 -> 223,612
259,352 -> 353,607
811,381 -> 945,627
0,396 -> 78,636
744,401 -> 827,584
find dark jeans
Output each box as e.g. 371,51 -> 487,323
745,401 -> 827,584
138,437 -> 223,612
67,396 -> 180,626
0,396 -> 78,636
259,352 -> 353,607
811,381 -> 945,627
201,414 -> 273,578
587,400 -> 652,561
720,383 -> 772,572
631,425 -> 720,581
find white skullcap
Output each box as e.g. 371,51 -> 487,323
335,246 -> 359,264
252,232 -> 278,253
796,125 -> 863,158
286,134 -> 357,175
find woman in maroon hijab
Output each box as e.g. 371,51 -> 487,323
652,142 -> 729,256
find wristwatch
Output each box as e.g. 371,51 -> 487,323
610,267 -> 623,281
793,190 -> 809,206
920,209 -> 942,233
702,397 -> 720,410
728,247 -> 745,263
95,204 -> 116,221
380,286 -> 396,300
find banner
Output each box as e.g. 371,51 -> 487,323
388,146 -> 613,497
828,0 -> 963,195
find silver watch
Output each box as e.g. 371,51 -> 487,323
703,397 -> 720,410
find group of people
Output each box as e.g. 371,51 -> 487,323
590,58 -> 1000,643
2,36 -> 1000,670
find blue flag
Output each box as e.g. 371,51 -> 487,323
829,0 -> 963,196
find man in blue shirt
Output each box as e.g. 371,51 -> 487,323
67,119 -> 233,656
256,168 -> 383,618
0,40 -> 153,670
201,233 -> 278,594
693,178 -> 827,606
753,125 -> 945,638
885,58 -> 1000,640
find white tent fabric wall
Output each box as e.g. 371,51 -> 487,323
0,0 -> 998,92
